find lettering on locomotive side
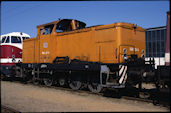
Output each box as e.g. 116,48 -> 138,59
129,47 -> 134,51
129,47 -> 139,52
135,48 -> 139,52
42,51 -> 50,55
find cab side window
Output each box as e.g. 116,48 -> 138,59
5,36 -> 10,43
55,20 -> 72,33
40,25 -> 54,35
55,23 -> 72,32
11,36 -> 21,43
39,29 -> 44,35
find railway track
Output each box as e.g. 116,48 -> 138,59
1,105 -> 20,113
2,79 -> 170,108
34,82 -> 170,107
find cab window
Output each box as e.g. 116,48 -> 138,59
5,36 -> 10,43
55,20 -> 72,32
55,19 -> 86,33
39,29 -> 44,35
1,36 -> 6,43
11,36 -> 21,43
40,25 -> 54,35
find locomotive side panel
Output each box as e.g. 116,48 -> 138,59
94,27 -> 118,63
53,26 -> 119,63
39,34 -> 52,63
22,39 -> 35,63
34,38 -> 40,63
55,29 -> 95,62
119,24 -> 145,62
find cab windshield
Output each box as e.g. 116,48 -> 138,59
1,36 -> 6,43
1,36 -> 10,43
11,36 -> 21,43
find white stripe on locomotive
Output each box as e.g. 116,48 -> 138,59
0,58 -> 22,63
119,65 -> 125,76
119,65 -> 127,84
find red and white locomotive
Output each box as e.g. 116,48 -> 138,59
0,32 -> 30,79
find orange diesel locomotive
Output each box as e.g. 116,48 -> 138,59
16,19 -> 153,93
22,19 -> 145,64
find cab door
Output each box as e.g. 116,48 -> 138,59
98,41 -> 117,63
39,26 -> 53,63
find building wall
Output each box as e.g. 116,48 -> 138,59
145,26 -> 166,68
145,26 -> 166,57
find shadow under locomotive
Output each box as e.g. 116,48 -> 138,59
103,85 -> 170,107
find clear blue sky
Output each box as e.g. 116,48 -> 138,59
1,1 -> 170,37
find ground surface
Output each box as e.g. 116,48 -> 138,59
1,81 -> 169,112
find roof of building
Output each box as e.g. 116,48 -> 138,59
146,26 -> 166,31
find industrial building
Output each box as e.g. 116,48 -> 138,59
145,26 -> 166,68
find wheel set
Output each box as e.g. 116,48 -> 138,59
30,76 -> 103,93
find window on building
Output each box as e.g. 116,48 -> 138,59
146,40 -> 148,48
148,31 -> 151,41
145,27 -> 166,58
146,47 -> 149,57
153,42 -> 156,53
161,30 -> 164,40
149,47 -> 151,53
163,29 -> 166,41
152,31 -> 156,40
157,30 -> 160,40
157,41 -> 160,57
145,32 -> 147,42
149,53 -> 151,57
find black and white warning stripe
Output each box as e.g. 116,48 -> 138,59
119,65 -> 127,84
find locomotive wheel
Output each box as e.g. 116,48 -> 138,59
1,74 -> 5,81
32,77 -> 39,85
43,78 -> 53,86
58,78 -> 66,86
69,80 -> 82,90
139,92 -> 150,99
88,83 -> 102,93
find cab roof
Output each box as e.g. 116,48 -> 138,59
1,32 -> 30,37
37,19 -> 86,28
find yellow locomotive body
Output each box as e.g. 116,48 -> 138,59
22,19 -> 145,64
17,19 -> 152,92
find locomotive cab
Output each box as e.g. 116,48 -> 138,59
37,19 -> 86,36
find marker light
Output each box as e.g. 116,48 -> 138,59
141,49 -> 145,58
123,48 -> 127,60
